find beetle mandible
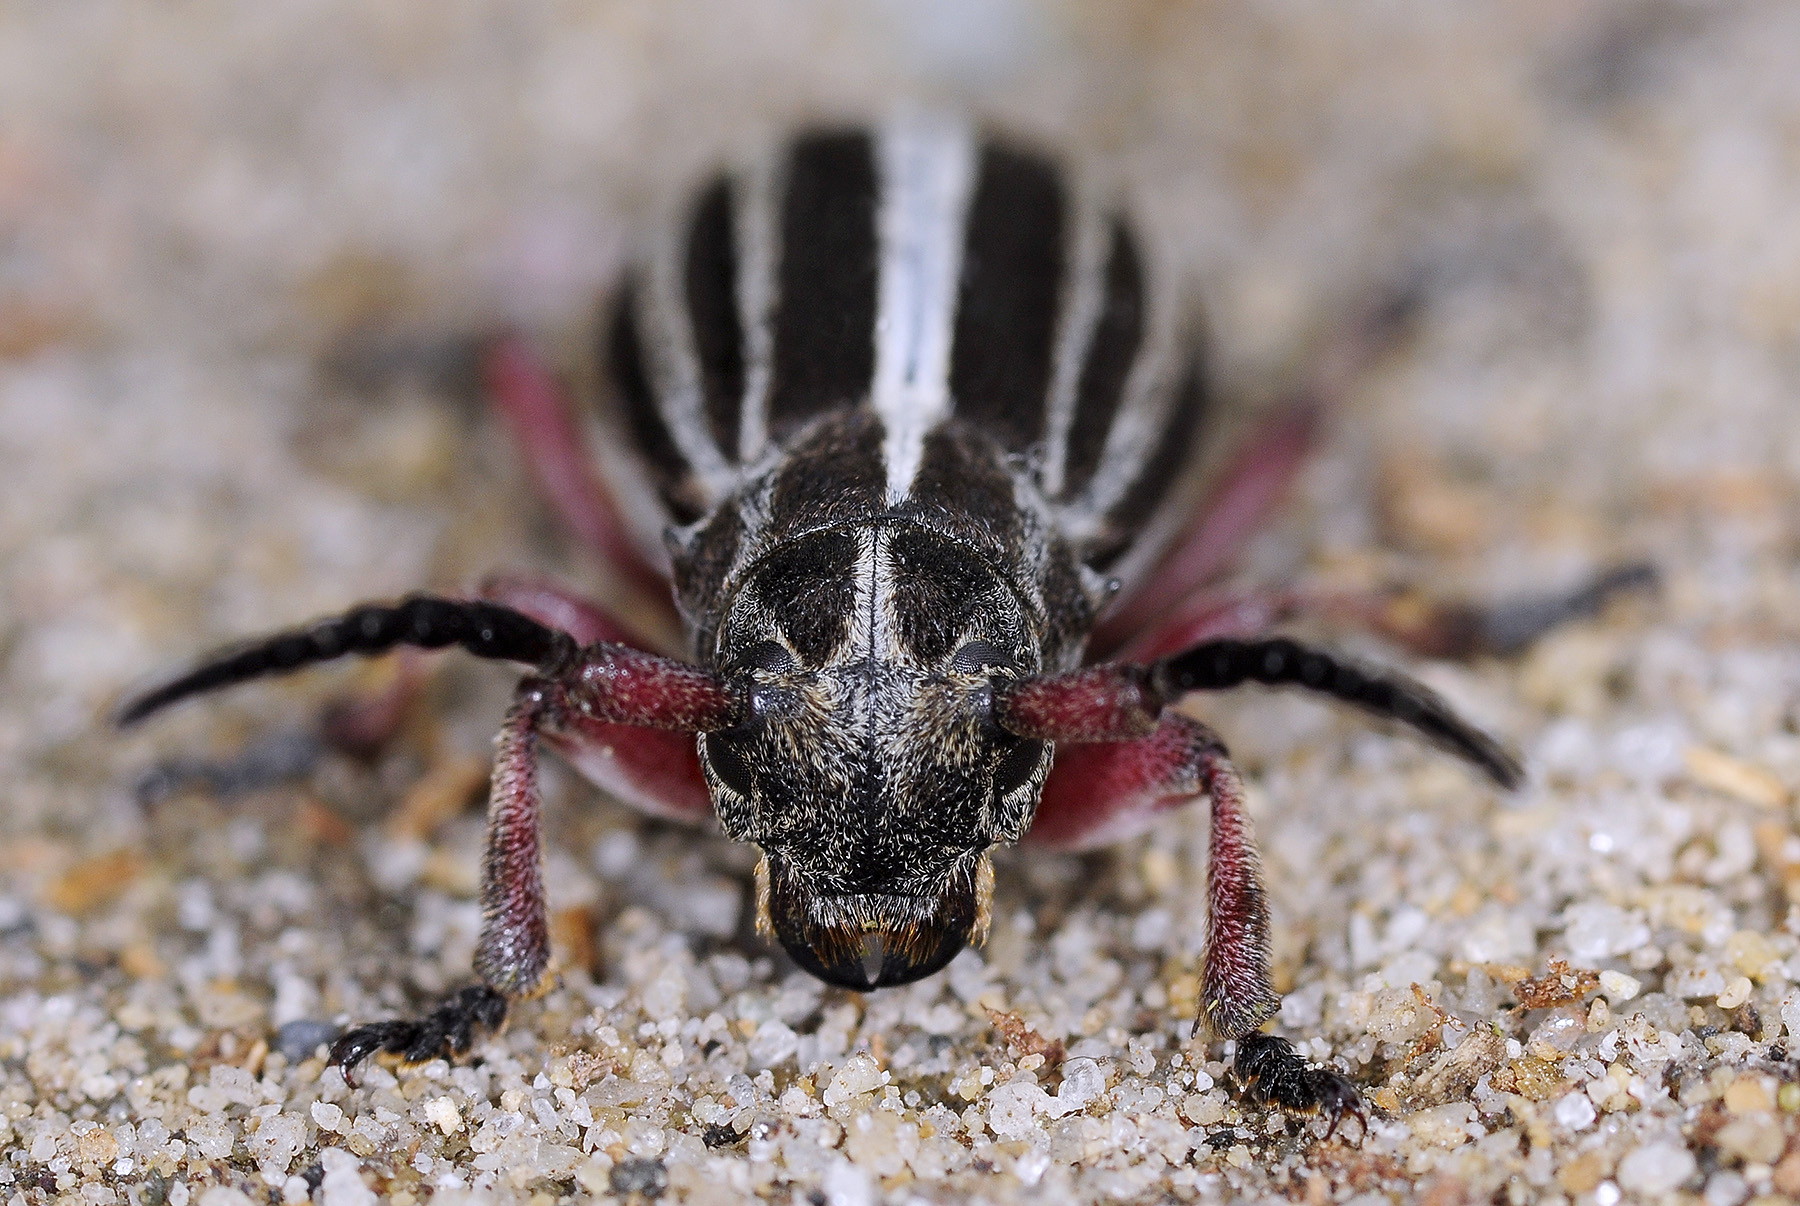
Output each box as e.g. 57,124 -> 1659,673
122,119 -> 1643,1133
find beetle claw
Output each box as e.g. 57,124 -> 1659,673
328,985 -> 508,1086
1233,1033 -> 1367,1144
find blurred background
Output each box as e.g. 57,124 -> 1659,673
2,1 -> 1795,734
1,2 -> 1798,1202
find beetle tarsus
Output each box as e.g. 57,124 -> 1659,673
328,985 -> 509,1085
1234,1033 -> 1367,1143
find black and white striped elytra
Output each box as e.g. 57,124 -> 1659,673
613,121 -> 1205,613
605,120 -> 1206,985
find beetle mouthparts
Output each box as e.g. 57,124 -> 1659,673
858,931 -> 886,984
763,861 -> 979,991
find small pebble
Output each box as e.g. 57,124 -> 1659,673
1722,1075 -> 1774,1114
1553,1093 -> 1596,1132
1407,1103 -> 1477,1148
822,1162 -> 874,1206
423,1096 -> 462,1135
1599,970 -> 1641,1003
318,1149 -> 376,1206
274,1020 -> 339,1064
1716,976 -> 1753,1009
1616,1143 -> 1697,1196
609,1157 -> 668,1199
1057,1058 -> 1105,1111
1703,1171 -> 1749,1206
1684,746 -> 1789,809
1715,1113 -> 1785,1165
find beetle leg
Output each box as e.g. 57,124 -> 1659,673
132,729 -> 324,809
1091,259 -> 1654,661
317,653 -> 431,757
482,333 -> 669,603
1093,404 -> 1320,654
478,575 -> 713,821
478,573 -> 644,646
999,634 -> 1512,1138
1029,716 -> 1279,1038
1022,714 -> 1363,1135
479,570 -> 683,656
120,598 -> 746,1079
1109,587 -> 1317,663
132,652 -> 425,799
320,647 -> 743,1079
1095,282 -> 1426,653
328,677 -> 566,1080
1414,561 -> 1660,657
327,682 -> 550,1079
1235,1033 -> 1367,1143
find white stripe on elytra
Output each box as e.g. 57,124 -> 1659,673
871,120 -> 977,505
1039,195 -> 1112,498
734,157 -> 780,465
643,221 -> 735,499
1057,283 -> 1184,542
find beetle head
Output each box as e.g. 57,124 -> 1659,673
699,527 -> 1051,989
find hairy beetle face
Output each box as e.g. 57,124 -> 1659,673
698,526 -> 1051,989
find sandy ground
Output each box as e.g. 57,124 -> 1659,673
3,2 -> 1800,1203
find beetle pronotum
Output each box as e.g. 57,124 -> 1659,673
122,119 -> 1639,1132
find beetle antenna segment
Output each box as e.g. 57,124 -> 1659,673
996,636 -> 1521,789
115,596 -> 577,726
1150,638 -> 1522,788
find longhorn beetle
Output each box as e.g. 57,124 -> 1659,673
121,120 -> 1643,1134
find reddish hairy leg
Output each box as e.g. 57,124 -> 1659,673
118,596 -> 741,1078
1094,287 -> 1425,655
1092,405 -> 1318,656
1092,275 -> 1656,664
331,631 -> 740,1077
481,333 -> 671,609
1001,635 -> 1519,1137
481,575 -> 714,823
1021,716 -> 1366,1136
1025,715 -> 1277,1033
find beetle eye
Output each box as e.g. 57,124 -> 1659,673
704,677 -> 795,799
952,640 -> 1019,676
734,639 -> 796,675
992,738 -> 1046,795
704,731 -> 758,797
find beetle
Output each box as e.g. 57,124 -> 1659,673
120,119 -> 1644,1132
